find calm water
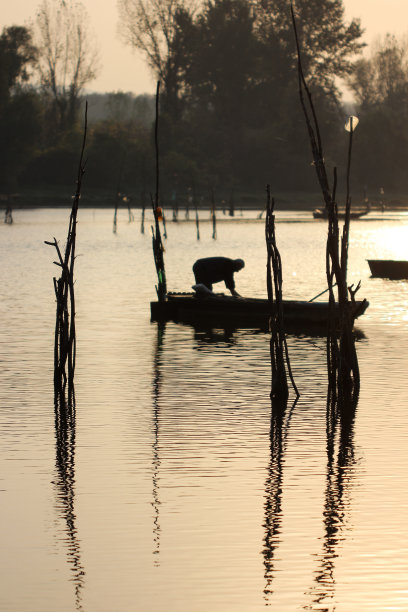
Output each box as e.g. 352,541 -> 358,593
1,207 -> 408,611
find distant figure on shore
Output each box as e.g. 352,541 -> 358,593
192,257 -> 245,296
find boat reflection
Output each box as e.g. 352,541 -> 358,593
192,326 -> 236,345
154,319 -> 366,345
54,394 -> 85,611
173,320 -> 267,347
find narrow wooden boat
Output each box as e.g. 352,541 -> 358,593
151,292 -> 369,331
313,208 -> 368,220
368,259 -> 408,280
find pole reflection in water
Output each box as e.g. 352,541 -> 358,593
54,394 -> 85,611
306,391 -> 359,610
152,323 -> 166,566
263,397 -> 298,604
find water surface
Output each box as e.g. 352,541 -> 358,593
1,207 -> 408,611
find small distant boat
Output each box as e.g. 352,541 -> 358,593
368,259 -> 408,280
151,292 -> 369,332
313,208 -> 369,220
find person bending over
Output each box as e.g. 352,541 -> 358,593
192,257 -> 245,296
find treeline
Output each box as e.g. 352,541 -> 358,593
3,0 -> 408,203
0,21 -> 156,196
0,89 -> 156,198
19,92 -> 156,193
118,0 -> 365,197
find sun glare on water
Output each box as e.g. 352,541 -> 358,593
372,222 -> 408,260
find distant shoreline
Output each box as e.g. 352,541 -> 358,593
2,189 -> 407,212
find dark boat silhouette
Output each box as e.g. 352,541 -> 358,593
313,207 -> 369,220
368,259 -> 408,280
151,292 -> 369,332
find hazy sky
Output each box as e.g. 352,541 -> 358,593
2,0 -> 408,95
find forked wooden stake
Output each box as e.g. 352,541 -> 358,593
265,187 -> 299,400
45,102 -> 88,403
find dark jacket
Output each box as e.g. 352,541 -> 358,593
193,257 -> 237,291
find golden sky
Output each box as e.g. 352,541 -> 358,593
2,0 -> 408,95
343,0 -> 408,37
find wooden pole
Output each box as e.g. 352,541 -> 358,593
141,155 -> 147,234
193,183 -> 200,240
210,187 -> 217,240
151,82 -> 167,302
265,187 -> 299,400
291,4 -> 363,403
4,200 -> 13,224
195,204 -> 200,240
113,151 -> 126,233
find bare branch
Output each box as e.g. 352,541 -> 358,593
32,0 -> 99,130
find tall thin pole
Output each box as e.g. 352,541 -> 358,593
151,82 -> 167,301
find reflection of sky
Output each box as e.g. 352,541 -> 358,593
1,209 -> 408,610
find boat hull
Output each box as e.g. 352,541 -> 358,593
368,259 -> 408,280
313,209 -> 368,220
151,293 -> 369,331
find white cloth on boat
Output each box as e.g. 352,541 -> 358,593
192,284 -> 214,296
